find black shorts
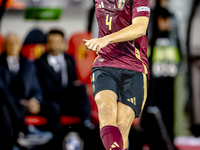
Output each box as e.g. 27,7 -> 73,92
91,67 -> 148,118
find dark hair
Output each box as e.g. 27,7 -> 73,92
24,29 -> 45,45
47,29 -> 65,39
158,7 -> 171,19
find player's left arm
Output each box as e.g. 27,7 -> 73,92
83,16 -> 149,52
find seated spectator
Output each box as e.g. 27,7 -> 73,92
35,29 -> 92,126
35,29 -> 94,149
0,33 -> 53,150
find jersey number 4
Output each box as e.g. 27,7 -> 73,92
106,15 -> 112,30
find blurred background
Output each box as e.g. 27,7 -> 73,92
0,0 -> 200,150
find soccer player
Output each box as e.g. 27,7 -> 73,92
83,0 -> 150,150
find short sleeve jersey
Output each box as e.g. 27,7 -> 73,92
93,0 -> 150,75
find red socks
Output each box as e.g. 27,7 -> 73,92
100,125 -> 123,150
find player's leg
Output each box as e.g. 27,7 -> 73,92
117,102 -> 135,149
117,70 -> 148,150
95,90 -> 118,129
95,90 -> 124,150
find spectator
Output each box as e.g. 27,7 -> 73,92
35,29 -> 93,149
140,7 -> 181,150
0,33 -> 53,150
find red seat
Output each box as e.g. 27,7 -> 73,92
0,33 -> 3,54
61,116 -> 81,125
67,32 -> 96,84
24,116 -> 47,126
21,44 -> 46,61
24,116 -> 82,126
67,32 -> 99,126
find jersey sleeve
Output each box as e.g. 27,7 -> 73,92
132,0 -> 150,19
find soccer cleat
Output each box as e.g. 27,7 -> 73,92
17,125 -> 53,148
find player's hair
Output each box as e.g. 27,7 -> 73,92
158,7 -> 171,19
47,29 -> 65,39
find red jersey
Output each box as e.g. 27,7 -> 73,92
93,0 -> 150,74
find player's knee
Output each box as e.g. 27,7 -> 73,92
95,91 -> 117,125
95,95 -> 115,114
98,102 -> 114,116
94,94 -> 102,106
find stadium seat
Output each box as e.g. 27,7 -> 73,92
0,33 -> 3,54
24,116 -> 47,126
67,32 -> 96,84
67,32 -> 99,125
24,116 -> 81,126
61,116 -> 81,125
21,44 -> 46,61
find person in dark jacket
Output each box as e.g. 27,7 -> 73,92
0,33 -> 53,150
35,29 -> 94,149
36,29 -> 92,125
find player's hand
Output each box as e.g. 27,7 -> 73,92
83,37 -> 109,52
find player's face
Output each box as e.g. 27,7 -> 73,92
157,16 -> 171,31
5,34 -> 21,57
47,34 -> 64,55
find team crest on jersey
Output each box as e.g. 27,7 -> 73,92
117,0 -> 125,10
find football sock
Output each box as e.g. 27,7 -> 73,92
100,125 -> 123,150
